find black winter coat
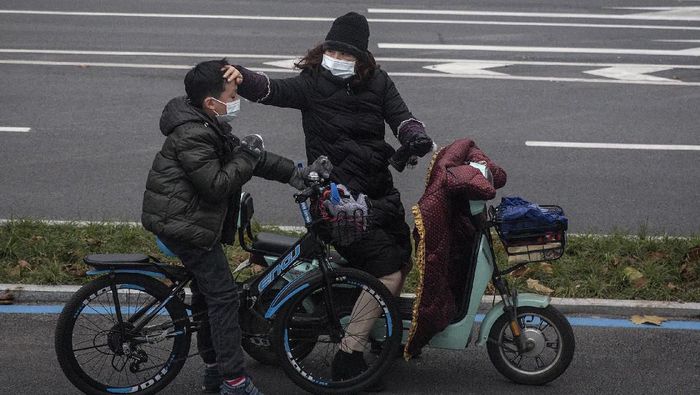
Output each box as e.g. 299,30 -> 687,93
237,66 -> 418,225
141,96 -> 295,249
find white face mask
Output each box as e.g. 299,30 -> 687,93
212,97 -> 241,124
321,54 -> 356,79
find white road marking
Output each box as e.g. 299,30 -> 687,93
368,7 -> 700,21
609,7 -> 700,21
262,59 -> 300,69
2,59 -> 699,86
655,39 -> 700,43
0,59 -> 298,73
583,65 -> 675,82
0,127 -> 30,132
378,43 -> 700,57
388,71 -> 700,86
423,62 -> 509,76
5,49 -> 700,70
0,10 -> 699,31
526,141 -> 700,151
0,48 -> 296,59
425,62 -> 681,83
0,9 -> 334,21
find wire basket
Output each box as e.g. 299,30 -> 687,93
491,205 -> 567,265
327,210 -> 371,247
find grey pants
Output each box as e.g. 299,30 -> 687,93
160,236 -> 245,379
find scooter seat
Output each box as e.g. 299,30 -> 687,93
252,232 -> 348,266
252,232 -> 297,254
84,254 -> 150,265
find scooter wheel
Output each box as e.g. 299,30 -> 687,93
486,306 -> 575,385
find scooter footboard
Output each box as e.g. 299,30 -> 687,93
475,293 -> 550,346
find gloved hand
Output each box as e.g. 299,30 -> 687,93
398,128 -> 434,158
241,133 -> 265,154
288,155 -> 333,190
324,193 -> 369,218
323,185 -> 369,218
237,133 -> 265,167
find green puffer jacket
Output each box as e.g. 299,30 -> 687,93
142,96 -> 295,249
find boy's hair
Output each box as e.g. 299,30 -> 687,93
184,58 -> 230,108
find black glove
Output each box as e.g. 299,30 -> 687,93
399,129 -> 433,158
237,133 -> 265,167
288,155 -> 333,190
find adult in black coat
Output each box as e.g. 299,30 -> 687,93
224,12 -> 434,385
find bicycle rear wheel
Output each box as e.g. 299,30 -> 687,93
272,268 -> 401,394
55,274 -> 191,395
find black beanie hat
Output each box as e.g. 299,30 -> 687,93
324,12 -> 369,57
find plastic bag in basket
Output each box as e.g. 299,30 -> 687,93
497,196 -> 568,240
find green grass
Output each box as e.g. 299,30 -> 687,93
1,220 -> 698,302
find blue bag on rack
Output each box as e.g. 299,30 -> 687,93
496,197 -> 568,241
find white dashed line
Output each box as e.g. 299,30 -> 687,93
0,127 -> 30,133
526,141 -> 700,150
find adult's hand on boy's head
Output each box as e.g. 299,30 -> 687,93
222,65 -> 243,85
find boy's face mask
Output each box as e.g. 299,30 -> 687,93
212,97 -> 241,123
321,54 -> 356,79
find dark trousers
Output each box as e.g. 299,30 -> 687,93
159,236 -> 245,379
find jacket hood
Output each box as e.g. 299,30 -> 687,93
159,96 -> 216,136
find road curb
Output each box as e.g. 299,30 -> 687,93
2,284 -> 699,318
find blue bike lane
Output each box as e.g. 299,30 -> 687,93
2,304 -> 699,331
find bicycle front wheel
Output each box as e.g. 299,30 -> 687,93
272,268 -> 401,394
55,274 -> 191,395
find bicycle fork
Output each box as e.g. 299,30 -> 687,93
317,258 -> 344,343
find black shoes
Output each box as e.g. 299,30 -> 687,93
202,366 -> 222,393
331,350 -> 386,392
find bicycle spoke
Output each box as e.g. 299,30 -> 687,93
73,343 -> 110,353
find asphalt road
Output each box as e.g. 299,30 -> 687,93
1,0 -> 699,235
0,312 -> 697,394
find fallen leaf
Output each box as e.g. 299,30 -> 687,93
539,263 -> 554,274
30,235 -> 44,242
666,282 -> 679,291
251,264 -> 266,275
63,264 -> 87,277
485,282 -> 496,295
526,278 -> 554,295
511,266 -> 531,278
85,238 -> 102,247
79,64 -> 89,69
630,315 -> 667,326
18,260 -> 31,269
623,267 -> 644,282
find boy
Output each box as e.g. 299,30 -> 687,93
142,58 -> 325,394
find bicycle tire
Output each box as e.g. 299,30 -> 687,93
55,274 -> 191,395
272,268 -> 401,394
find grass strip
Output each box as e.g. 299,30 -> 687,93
1,220 -> 698,302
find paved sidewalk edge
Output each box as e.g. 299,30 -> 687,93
2,284 -> 699,318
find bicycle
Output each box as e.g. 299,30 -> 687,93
54,170 -> 402,394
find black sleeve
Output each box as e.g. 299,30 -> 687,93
236,65 -> 309,110
175,128 -> 256,204
381,72 -> 415,136
253,151 -> 296,183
